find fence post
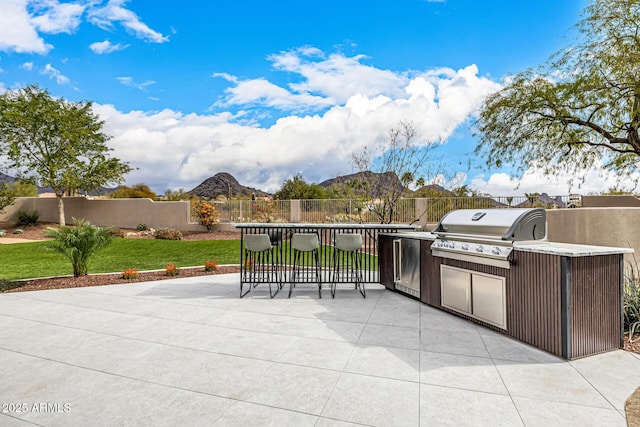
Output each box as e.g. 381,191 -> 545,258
290,200 -> 301,223
415,198 -> 429,228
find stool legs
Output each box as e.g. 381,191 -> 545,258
241,248 -> 280,298
289,248 -> 322,298
331,248 -> 365,298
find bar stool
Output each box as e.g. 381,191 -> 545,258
241,234 -> 280,298
331,233 -> 365,298
289,233 -> 322,298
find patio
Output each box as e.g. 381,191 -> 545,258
0,274 -> 639,426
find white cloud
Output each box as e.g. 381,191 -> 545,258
88,0 -> 168,43
0,0 -> 165,54
0,0 -> 51,53
20,61 -> 34,70
469,163 -> 640,196
93,53 -> 502,193
89,39 -> 128,54
116,76 -> 155,90
30,0 -> 85,34
41,63 -> 69,84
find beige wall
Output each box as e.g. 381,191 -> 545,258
546,208 -> 639,261
0,197 -> 205,231
582,195 -> 640,207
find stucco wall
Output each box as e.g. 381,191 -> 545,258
0,197 -> 205,231
546,208 -> 639,261
582,195 -> 640,207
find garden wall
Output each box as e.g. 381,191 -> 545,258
546,208 -> 639,262
0,197 -> 205,231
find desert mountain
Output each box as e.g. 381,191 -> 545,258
188,172 -> 270,198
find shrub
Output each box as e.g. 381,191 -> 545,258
122,268 -> 139,280
43,218 -> 114,277
204,259 -> 219,272
0,279 -> 25,293
165,263 -> 179,276
0,230 -> 6,237
109,227 -> 125,238
16,209 -> 40,227
136,223 -> 148,231
153,228 -> 183,240
13,229 -> 24,234
625,261 -> 640,342
193,200 -> 219,232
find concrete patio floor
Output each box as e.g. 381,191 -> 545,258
1,274 -> 639,426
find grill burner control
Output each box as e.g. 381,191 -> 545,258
461,244 -> 469,251
476,245 -> 484,253
492,247 -> 502,255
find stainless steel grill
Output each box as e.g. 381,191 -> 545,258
431,208 -> 546,268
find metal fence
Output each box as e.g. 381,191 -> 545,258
197,195 -> 574,224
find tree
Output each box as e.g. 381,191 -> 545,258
163,188 -> 192,201
44,218 -> 114,277
0,184 -> 15,214
475,0 -> 640,187
353,120 -> 438,223
0,85 -> 132,226
275,174 -> 327,200
110,184 -> 158,200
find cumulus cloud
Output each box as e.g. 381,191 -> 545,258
20,61 -> 34,70
0,0 -> 51,53
89,39 -> 128,54
0,0 -> 165,54
30,0 -> 85,34
92,49 -> 502,193
40,63 -> 69,84
469,163 -> 640,196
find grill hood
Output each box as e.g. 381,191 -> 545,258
433,208 -> 546,242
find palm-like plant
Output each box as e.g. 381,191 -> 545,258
44,218 -> 114,277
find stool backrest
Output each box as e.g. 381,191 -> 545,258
335,233 -> 363,252
244,234 -> 272,252
291,233 -> 319,252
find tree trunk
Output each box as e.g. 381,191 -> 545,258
56,194 -> 65,226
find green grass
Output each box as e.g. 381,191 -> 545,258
0,239 -> 241,280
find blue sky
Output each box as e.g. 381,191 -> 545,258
3,0 -> 621,196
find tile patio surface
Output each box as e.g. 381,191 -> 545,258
1,274 -> 639,426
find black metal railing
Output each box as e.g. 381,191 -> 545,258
237,223 -> 417,287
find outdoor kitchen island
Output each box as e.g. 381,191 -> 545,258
379,209 -> 633,360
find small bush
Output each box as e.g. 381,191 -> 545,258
0,279 -> 25,293
165,263 -> 179,276
204,259 -> 219,272
122,268 -> 139,280
625,259 -> 640,342
193,200 -> 219,232
13,229 -> 24,234
154,228 -> 183,240
43,218 -> 114,277
109,228 -> 125,238
0,230 -> 6,237
136,223 -> 148,231
16,209 -> 40,227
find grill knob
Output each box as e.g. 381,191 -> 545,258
476,245 -> 483,253
492,247 -> 502,255
448,242 -> 455,249
461,244 -> 469,251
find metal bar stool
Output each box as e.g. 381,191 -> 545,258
241,234 -> 280,298
331,233 -> 365,298
289,233 -> 322,298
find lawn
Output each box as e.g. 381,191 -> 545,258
0,238 -> 240,280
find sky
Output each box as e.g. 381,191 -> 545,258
0,0 -> 630,196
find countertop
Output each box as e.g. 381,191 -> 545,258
381,232 -> 633,257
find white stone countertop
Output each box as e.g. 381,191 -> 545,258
513,240 -> 633,257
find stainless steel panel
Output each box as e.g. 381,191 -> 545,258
471,272 -> 506,329
431,248 -> 511,269
393,238 -> 421,296
440,265 -> 471,314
